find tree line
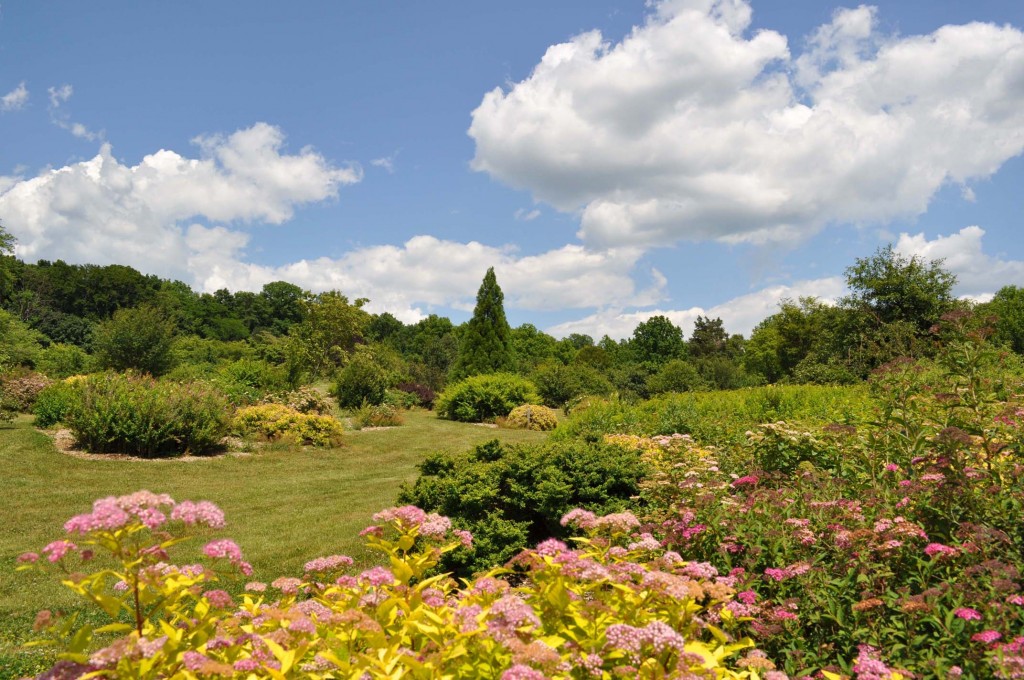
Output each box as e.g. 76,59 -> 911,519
2,217 -> 1024,403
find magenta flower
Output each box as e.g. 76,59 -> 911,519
972,630 -> 1002,644
924,542 -> 958,558
731,475 -> 759,488
954,607 -> 982,621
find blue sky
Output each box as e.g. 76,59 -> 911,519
1,0 -> 1022,339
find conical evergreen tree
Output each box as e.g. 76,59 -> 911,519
450,267 -> 515,380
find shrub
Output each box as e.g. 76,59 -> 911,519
64,372 -> 230,456
212,358 -> 288,406
233,403 -> 344,447
504,403 -> 559,431
32,379 -> 81,427
92,304 -> 176,375
395,381 -> 436,408
398,438 -> 647,574
530,361 -> 613,409
646,358 -> 705,394
435,372 -> 540,422
35,343 -> 93,379
18,495 -> 769,680
334,349 -> 391,408
351,402 -> 404,429
0,369 -> 53,412
270,385 -> 333,415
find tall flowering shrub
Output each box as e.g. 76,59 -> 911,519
19,497 -> 779,679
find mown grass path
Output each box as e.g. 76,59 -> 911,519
0,410 -> 548,675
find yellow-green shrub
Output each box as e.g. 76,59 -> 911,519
504,403 -> 559,431
233,403 -> 343,447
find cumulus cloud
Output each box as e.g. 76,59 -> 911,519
547,276 -> 846,340
1,81 -> 28,112
895,226 -> 1024,298
469,0 -> 1024,247
191,236 -> 665,323
0,123 -> 361,279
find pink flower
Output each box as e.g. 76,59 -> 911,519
359,566 -> 394,587
924,543 -> 958,558
16,552 -> 39,564
561,508 -> 597,528
204,589 -> 234,608
453,528 -> 474,548
731,475 -> 759,488
171,500 -> 225,529
737,590 -> 758,605
972,630 -> 1002,644
42,540 -> 77,563
304,554 -> 354,573
203,539 -> 243,562
271,577 -> 302,595
501,665 -> 546,680
955,607 -> 982,621
884,463 -> 900,473
373,505 -> 426,527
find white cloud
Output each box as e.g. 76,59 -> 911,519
514,207 -> 541,221
0,123 -> 361,279
192,236 -> 664,323
470,1 -> 1024,248
1,81 -> 28,112
895,226 -> 1024,298
547,276 -> 846,340
46,83 -> 102,141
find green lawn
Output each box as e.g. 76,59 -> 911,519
0,410 -> 548,676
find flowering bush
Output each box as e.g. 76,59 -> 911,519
0,368 -> 53,412
504,404 -> 559,431
262,386 -> 334,415
232,403 -> 344,447
19,496 -> 778,679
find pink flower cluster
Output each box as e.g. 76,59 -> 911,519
304,554 -> 354,573
202,539 -> 252,576
561,509 -> 640,533
763,562 -> 812,582
371,505 -> 470,544
63,491 -> 225,535
605,621 -> 687,659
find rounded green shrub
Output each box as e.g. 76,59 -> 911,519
335,351 -> 391,409
434,373 -> 541,422
504,404 -> 559,431
32,379 -> 81,427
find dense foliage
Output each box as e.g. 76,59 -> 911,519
398,438 -> 648,574
60,372 -> 231,457
450,267 -> 515,380
435,373 -> 541,423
